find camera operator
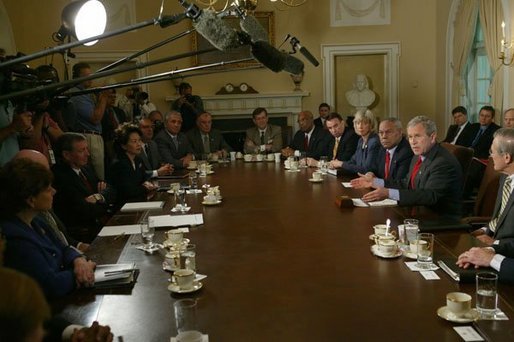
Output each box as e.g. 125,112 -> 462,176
172,82 -> 204,132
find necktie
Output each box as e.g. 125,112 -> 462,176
260,131 -> 265,145
304,133 -> 309,151
203,134 -> 211,153
384,151 -> 391,180
79,170 -> 94,193
144,144 -> 153,166
332,138 -> 340,160
172,136 -> 179,149
471,127 -> 485,147
409,157 -> 422,189
40,211 -> 69,246
489,177 -> 512,233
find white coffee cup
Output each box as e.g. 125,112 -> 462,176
373,224 -> 389,236
174,269 -> 196,290
290,160 -> 299,171
312,171 -> 322,181
409,239 -> 428,254
165,252 -> 180,271
378,239 -> 396,256
230,151 -> 236,161
167,231 -> 183,245
256,154 -> 264,161
267,153 -> 274,161
244,154 -> 253,162
446,292 -> 472,317
236,151 -> 243,159
274,153 -> 281,163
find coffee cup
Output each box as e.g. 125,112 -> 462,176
167,231 -> 183,245
256,154 -> 264,162
236,151 -> 243,159
165,251 -> 180,271
267,153 -> 274,161
189,160 -> 197,169
409,239 -> 428,254
274,152 -> 281,163
230,151 -> 236,161
312,171 -> 322,181
174,269 -> 196,290
378,239 -> 397,256
290,160 -> 299,171
204,194 -> 217,203
446,292 -> 472,317
373,224 -> 390,236
244,154 -> 253,162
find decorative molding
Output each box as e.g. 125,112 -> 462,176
166,92 -> 310,131
330,0 -> 391,27
321,42 -> 400,117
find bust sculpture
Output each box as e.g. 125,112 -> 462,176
345,74 -> 376,112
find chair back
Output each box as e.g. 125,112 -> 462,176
441,142 -> 474,188
474,157 -> 501,217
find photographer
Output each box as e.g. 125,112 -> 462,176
172,82 -> 204,132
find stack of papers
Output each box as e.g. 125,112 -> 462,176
94,263 -> 138,288
351,198 -> 398,207
151,214 -> 204,228
120,201 -> 164,212
98,225 -> 141,237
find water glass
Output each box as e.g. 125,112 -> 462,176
404,218 -> 419,244
299,152 -> 308,168
476,272 -> 498,318
175,190 -> 187,212
416,232 -> 434,269
181,244 -> 196,271
319,156 -> 328,174
189,172 -> 198,190
174,299 -> 202,341
140,218 -> 155,249
198,161 -> 207,177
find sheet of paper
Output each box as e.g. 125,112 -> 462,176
98,224 -> 141,236
404,261 -> 439,272
327,169 -> 337,176
120,201 -> 164,212
341,182 -> 352,188
420,271 -> 440,280
453,327 -> 484,341
150,214 -> 204,228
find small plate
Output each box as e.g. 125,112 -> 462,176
437,306 -> 479,323
371,245 -> 402,259
309,178 -> 323,183
168,281 -> 203,294
404,251 -> 418,260
202,200 -> 222,206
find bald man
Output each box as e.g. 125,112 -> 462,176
504,108 -> 514,129
13,149 -> 89,252
281,110 -> 330,159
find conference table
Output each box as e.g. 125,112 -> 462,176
53,160 -> 514,341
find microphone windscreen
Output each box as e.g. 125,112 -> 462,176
283,54 -> 304,75
240,15 -> 268,43
299,46 -> 320,67
193,10 -> 241,51
250,41 -> 285,72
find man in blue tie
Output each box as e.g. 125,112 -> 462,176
154,111 -> 194,169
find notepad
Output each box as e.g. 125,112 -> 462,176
150,214 -> 204,228
351,198 -> 398,207
120,201 -> 164,212
98,224 -> 142,237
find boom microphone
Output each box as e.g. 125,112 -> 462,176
193,9 -> 242,51
289,36 -> 320,67
239,15 -> 268,43
251,41 -> 304,75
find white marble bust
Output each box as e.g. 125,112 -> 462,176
345,74 -> 376,111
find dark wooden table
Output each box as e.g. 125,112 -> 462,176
54,160 -> 514,341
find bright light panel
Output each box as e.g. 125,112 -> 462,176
74,0 -> 107,46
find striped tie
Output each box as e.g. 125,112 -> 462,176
489,177 -> 512,232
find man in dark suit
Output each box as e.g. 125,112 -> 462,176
354,116 -> 463,218
154,111 -> 194,169
456,240 -> 514,284
52,133 -> 115,242
139,118 -> 173,178
370,118 -> 413,181
187,112 -> 232,159
314,103 -> 330,129
470,128 -> 514,246
443,106 -> 475,146
244,107 -> 283,154
306,112 -> 358,167
281,110 -> 330,160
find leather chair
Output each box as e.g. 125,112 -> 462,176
441,142 -> 474,189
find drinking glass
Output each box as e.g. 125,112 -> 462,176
140,217 -> 155,250
198,161 -> 207,177
181,244 -> 196,271
299,152 -> 308,168
416,232 -> 434,269
404,218 -> 419,244
174,299 -> 202,341
189,172 -> 198,190
175,190 -> 187,213
319,156 -> 328,174
476,272 -> 498,318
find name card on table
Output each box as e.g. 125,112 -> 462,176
351,198 -> 398,207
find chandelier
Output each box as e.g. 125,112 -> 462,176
193,0 -> 306,11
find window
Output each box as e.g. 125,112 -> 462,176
464,21 -> 493,122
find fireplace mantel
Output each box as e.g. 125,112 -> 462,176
166,91 -> 310,131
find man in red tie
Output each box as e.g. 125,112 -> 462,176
281,110 -> 330,159
352,116 -> 463,219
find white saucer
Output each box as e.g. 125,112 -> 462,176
168,281 -> 203,294
287,169 -> 301,173
309,178 -> 323,183
437,306 -> 479,323
371,245 -> 402,259
202,200 -> 221,206
404,251 -> 418,260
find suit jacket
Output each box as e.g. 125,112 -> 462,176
52,163 -> 112,236
485,175 -> 514,246
469,122 -> 501,159
140,140 -> 162,174
341,133 -> 381,174
109,153 -> 150,205
1,216 -> 81,298
186,127 -> 233,158
327,127 -> 359,162
289,126 -> 330,159
386,143 -> 463,218
154,129 -> 194,169
314,117 -> 326,129
493,240 -> 514,284
443,121 -> 475,147
244,125 -> 283,153
372,137 -> 413,181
